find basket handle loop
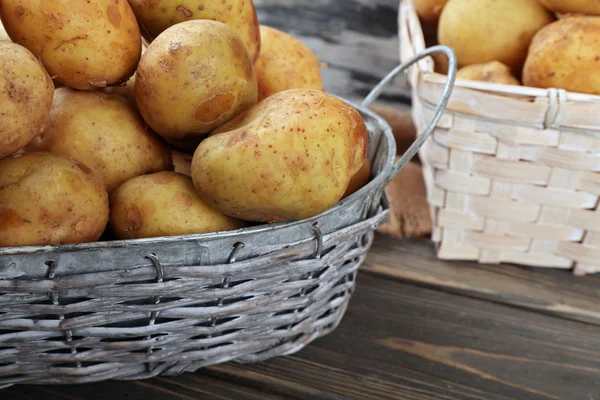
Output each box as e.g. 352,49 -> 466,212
361,45 -> 457,182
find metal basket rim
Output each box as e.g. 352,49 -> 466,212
0,100 -> 396,257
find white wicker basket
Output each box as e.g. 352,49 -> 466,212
400,0 -> 600,275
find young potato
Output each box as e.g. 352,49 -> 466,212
128,0 -> 260,61
192,89 -> 368,223
254,26 -> 324,101
0,152 -> 109,247
537,0 -> 600,15
343,159 -> 372,199
0,0 -> 141,90
414,0 -> 447,25
438,0 -> 554,73
457,61 -> 521,85
136,20 -> 258,150
0,42 -> 54,159
110,172 -> 244,240
28,88 -> 173,193
523,16 -> 600,95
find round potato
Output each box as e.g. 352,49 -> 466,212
0,42 -> 54,159
254,25 -> 324,101
414,0 -> 447,25
438,0 -> 554,72
110,172 -> 244,240
28,88 -> 173,193
537,0 -> 600,15
128,0 -> 260,61
0,152 -> 109,247
0,0 -> 141,90
523,16 -> 600,95
136,20 -> 257,150
457,61 -> 521,85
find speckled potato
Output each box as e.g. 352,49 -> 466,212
136,20 -> 258,150
192,89 -> 368,223
457,61 -> 521,85
110,172 -> 244,240
343,159 -> 371,199
0,0 -> 141,90
128,0 -> 260,61
0,152 -> 109,247
27,88 -> 173,193
537,0 -> 600,15
438,0 -> 554,72
523,16 -> 600,95
414,0 -> 447,24
254,25 -> 323,101
0,42 -> 53,159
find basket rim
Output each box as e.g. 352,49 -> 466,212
0,100 -> 396,257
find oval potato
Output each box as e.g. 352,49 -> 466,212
457,61 -> 521,85
254,25 -> 324,101
110,172 -> 244,240
0,0 -> 141,90
28,88 -> 173,193
523,16 -> 600,95
136,20 -> 258,150
0,42 -> 54,159
192,89 -> 368,223
0,152 -> 109,247
128,0 -> 260,61
438,0 -> 554,72
537,0 -> 600,15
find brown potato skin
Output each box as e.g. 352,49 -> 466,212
254,25 -> 324,101
110,172 -> 245,240
128,0 -> 260,62
523,16 -> 600,95
0,152 -> 109,247
136,20 -> 258,150
0,0 -> 141,90
192,89 -> 368,223
0,42 -> 53,159
537,0 -> 600,15
27,88 -> 173,193
457,61 -> 521,85
414,0 -> 447,25
438,0 -> 554,73
343,159 -> 371,199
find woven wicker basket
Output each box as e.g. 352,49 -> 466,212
0,50 -> 456,387
400,0 -> 600,275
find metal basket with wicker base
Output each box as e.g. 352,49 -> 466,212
0,46 -> 456,387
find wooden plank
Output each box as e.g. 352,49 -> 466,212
364,233 -> 600,326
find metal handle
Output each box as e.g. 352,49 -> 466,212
362,45 -> 457,181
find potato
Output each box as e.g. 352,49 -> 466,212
27,88 -> 173,193
343,159 -> 372,198
523,16 -> 600,95
128,0 -> 260,61
172,150 -> 193,177
438,0 -> 554,72
136,20 -> 257,150
0,42 -> 53,159
254,26 -> 324,101
192,89 -> 368,223
110,172 -> 244,240
537,0 -> 600,15
102,44 -> 147,104
414,0 -> 447,25
0,152 -> 109,247
0,0 -> 141,90
457,61 -> 521,85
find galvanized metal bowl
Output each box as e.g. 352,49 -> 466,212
0,46 -> 456,386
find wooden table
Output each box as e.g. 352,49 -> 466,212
6,1 -> 600,399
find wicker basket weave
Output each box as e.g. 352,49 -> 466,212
0,50 -> 456,387
400,0 -> 600,275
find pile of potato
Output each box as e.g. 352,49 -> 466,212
415,0 -> 600,95
0,0 -> 370,248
